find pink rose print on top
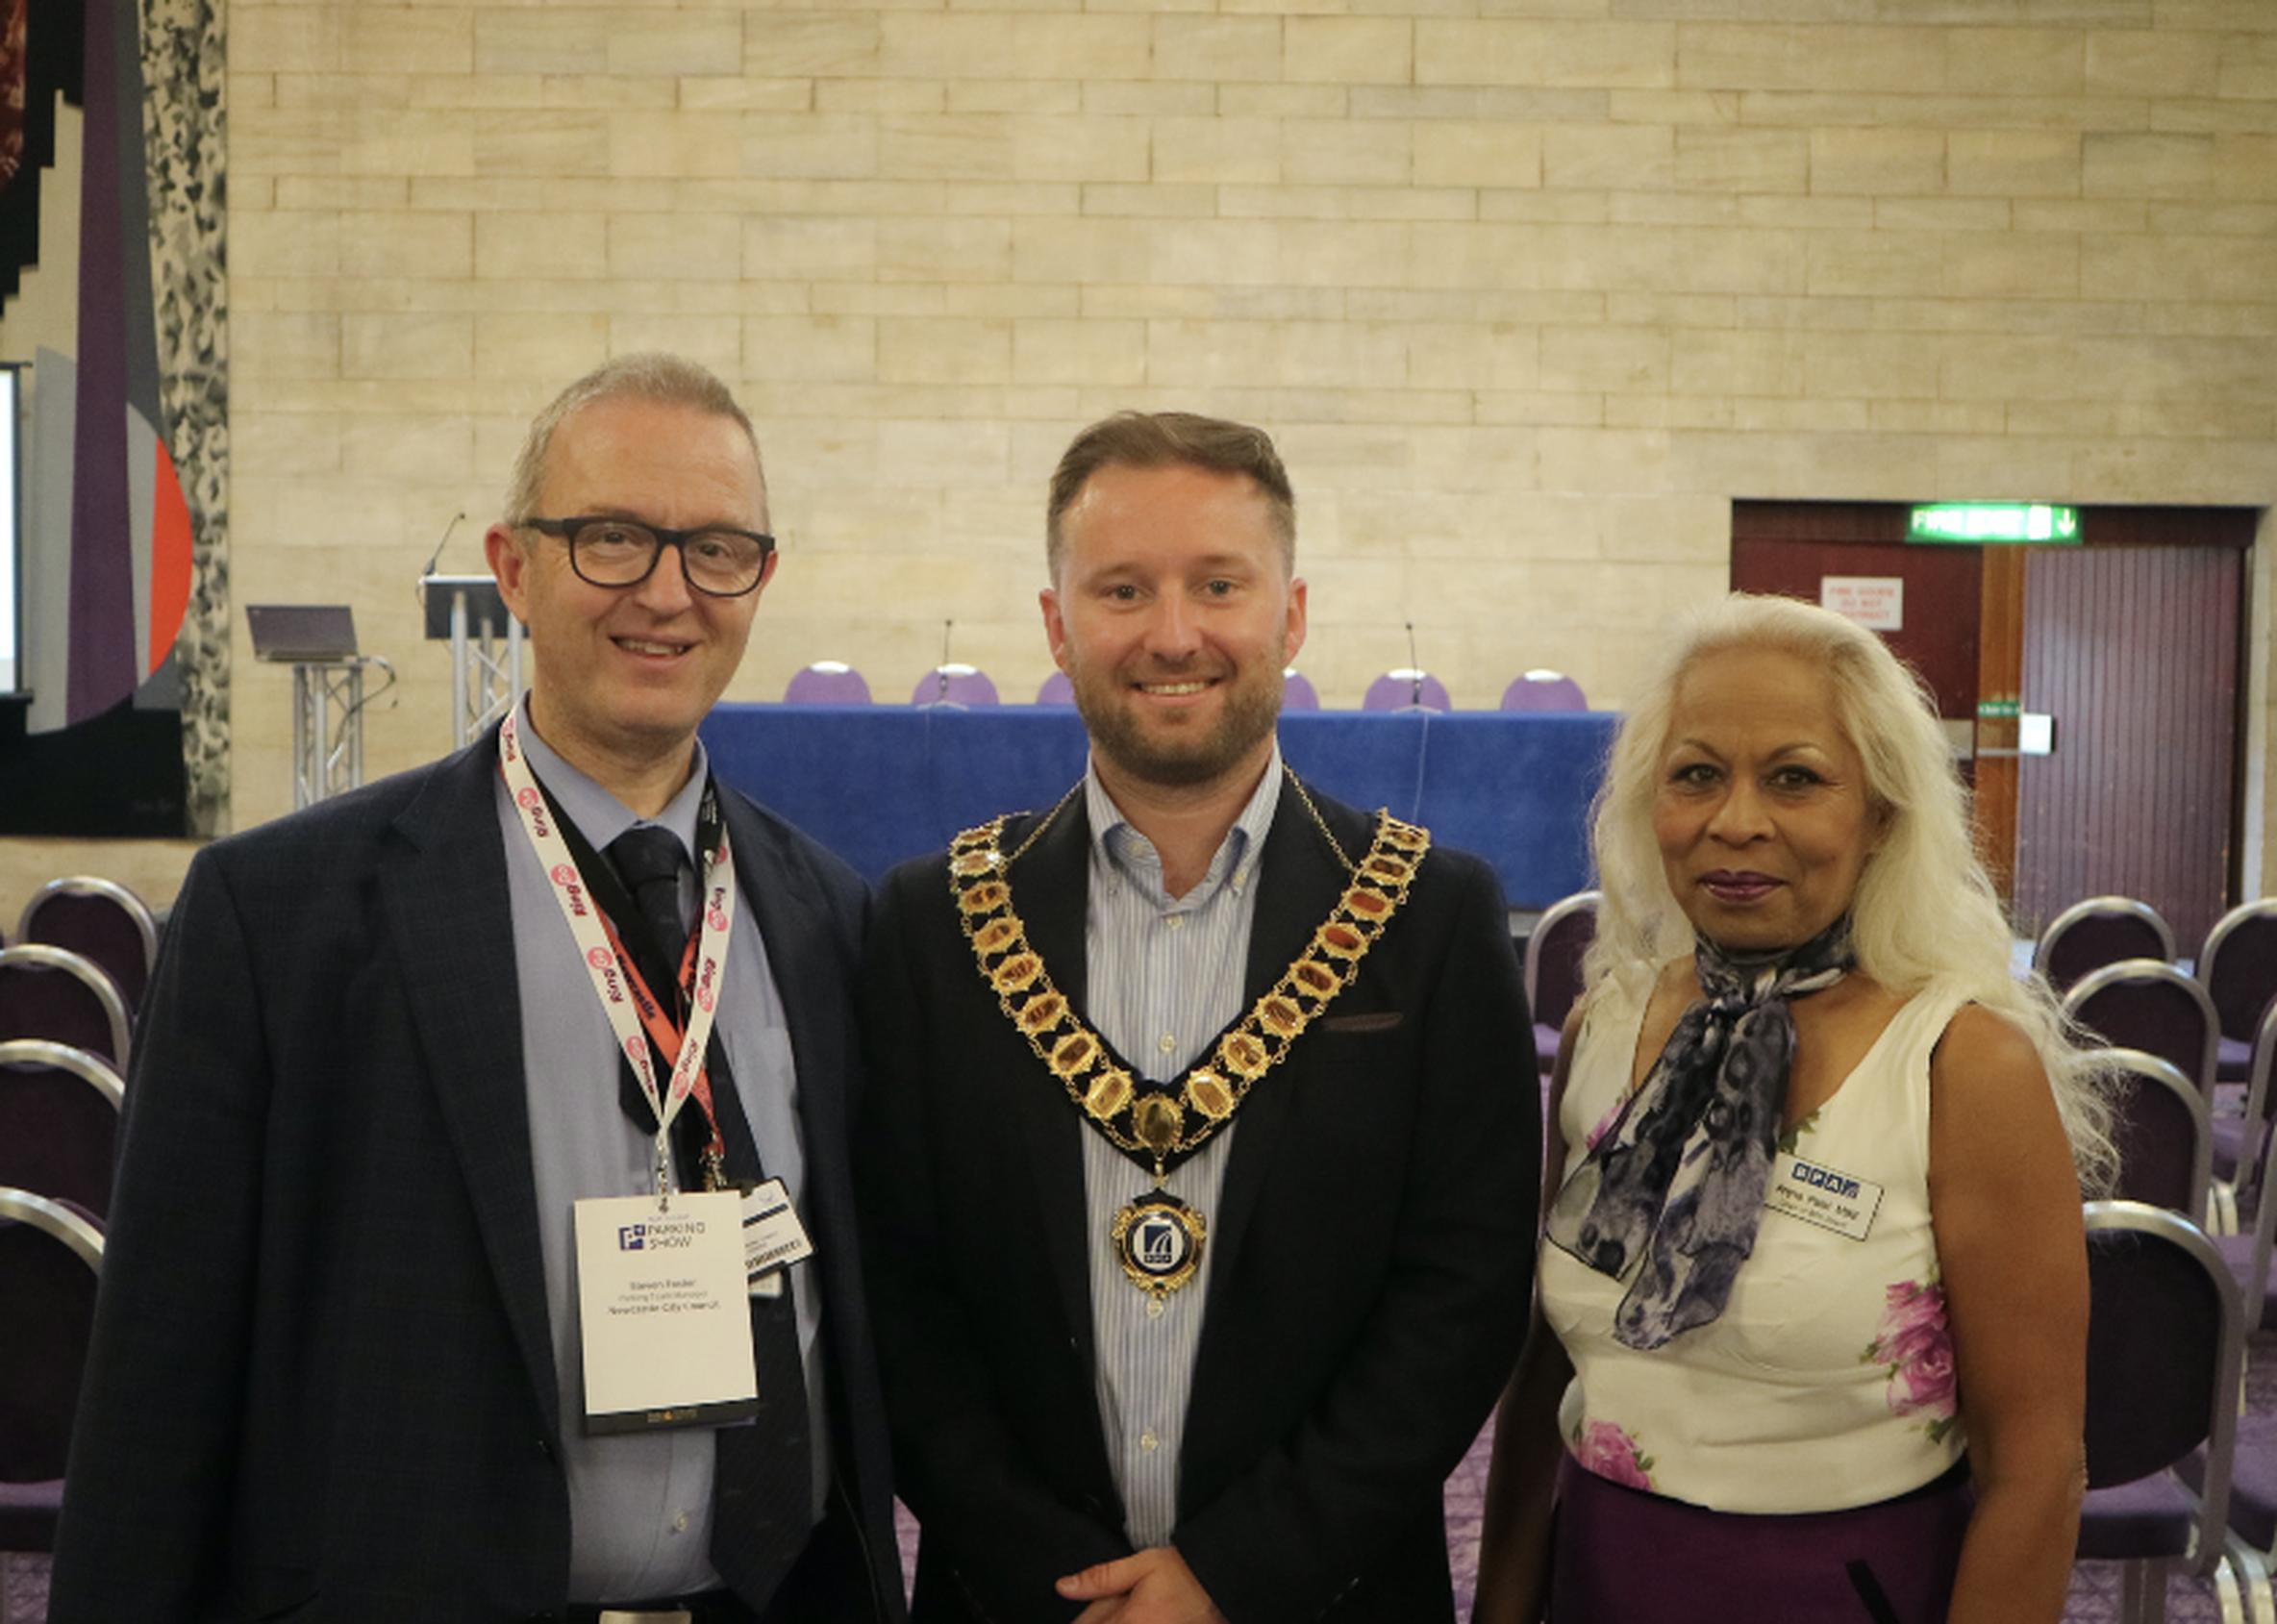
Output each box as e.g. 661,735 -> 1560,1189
1863,1277 -> 1961,1446
1570,1418 -> 1655,1489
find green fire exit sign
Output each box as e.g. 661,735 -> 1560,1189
1908,503 -> 2081,545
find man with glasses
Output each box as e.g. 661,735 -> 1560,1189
52,355 -> 904,1624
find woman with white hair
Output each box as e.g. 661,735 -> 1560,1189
1473,593 -> 2110,1624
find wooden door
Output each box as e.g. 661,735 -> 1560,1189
2013,546 -> 2243,950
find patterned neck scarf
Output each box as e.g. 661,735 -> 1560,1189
1545,916 -> 1854,1351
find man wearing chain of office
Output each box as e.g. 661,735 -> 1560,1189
861,410 -> 1540,1624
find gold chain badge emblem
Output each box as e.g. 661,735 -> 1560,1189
948,777 -> 1430,1297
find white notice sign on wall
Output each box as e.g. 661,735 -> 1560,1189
1819,576 -> 1904,631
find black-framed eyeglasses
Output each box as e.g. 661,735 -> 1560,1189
524,515 -> 776,598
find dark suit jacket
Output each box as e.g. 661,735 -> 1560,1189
861,781 -> 1539,1624
49,730 -> 905,1624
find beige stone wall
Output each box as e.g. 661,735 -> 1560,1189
227,2 -> 2277,870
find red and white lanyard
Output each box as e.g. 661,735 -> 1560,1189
498,710 -> 738,1197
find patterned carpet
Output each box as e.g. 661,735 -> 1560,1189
8,1340 -> 2270,1624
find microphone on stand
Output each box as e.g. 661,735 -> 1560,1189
1405,621 -> 1422,709
417,512 -> 466,594
938,620 -> 955,704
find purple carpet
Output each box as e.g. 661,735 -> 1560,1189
8,1336 -> 2272,1624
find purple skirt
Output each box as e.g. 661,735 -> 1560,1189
1548,1456 -> 1972,1624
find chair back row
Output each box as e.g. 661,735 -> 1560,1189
787,662 -> 1586,712
0,1185 -> 103,1553
0,944 -> 134,1069
16,877 -> 159,1012
0,1039 -> 125,1218
2080,1200 -> 2242,1602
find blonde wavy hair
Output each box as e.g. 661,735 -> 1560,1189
1583,592 -> 2114,1191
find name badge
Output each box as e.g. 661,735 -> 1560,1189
742,1177 -> 815,1302
1764,1151 -> 1883,1242
573,1191 -> 758,1434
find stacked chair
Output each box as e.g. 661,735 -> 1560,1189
2077,1199 -> 2253,1623
0,875 -> 149,1584
1524,890 -> 1598,1077
2039,896 -> 2177,997
16,877 -> 160,1012
0,1188 -> 103,1563
2069,959 -> 2228,1229
2201,901 -> 2277,1087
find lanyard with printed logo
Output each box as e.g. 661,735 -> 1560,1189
498,709 -> 738,1199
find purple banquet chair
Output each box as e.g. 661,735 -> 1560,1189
1524,890 -> 1599,1077
1362,669 -> 1450,712
1036,671 -> 1075,706
912,664 -> 999,709
2066,961 -> 2221,1099
16,877 -> 159,1013
0,1187 -> 104,1557
0,946 -> 132,1070
2190,1121 -> 2277,1615
2199,900 -> 2277,1087
2037,895 -> 2177,997
1499,670 -> 1588,712
782,661 -> 871,705
2093,1048 -> 2213,1223
2213,1009 -> 2277,1329
2076,1200 -> 2250,1623
1281,669 -> 1319,711
0,1039 -> 126,1218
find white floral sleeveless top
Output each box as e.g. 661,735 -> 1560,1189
1539,974 -> 1971,1513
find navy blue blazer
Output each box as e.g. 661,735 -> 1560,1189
861,781 -> 1539,1624
49,729 -> 904,1624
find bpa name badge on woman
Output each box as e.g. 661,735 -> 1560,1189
573,1190 -> 759,1434
1764,1151 -> 1885,1242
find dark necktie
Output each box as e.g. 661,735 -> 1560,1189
602,824 -> 816,1605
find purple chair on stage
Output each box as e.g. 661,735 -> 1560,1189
2065,961 -> 2220,1098
0,1187 -> 104,1558
0,1040 -> 125,1218
16,877 -> 159,1013
1363,669 -> 1449,712
2199,900 -> 2277,1086
912,665 -> 999,709
2096,1049 -> 2213,1222
2076,1200 -> 2249,1622
1282,669 -> 1319,711
782,661 -> 871,705
1036,671 -> 1075,707
1500,670 -> 1588,712
1525,890 -> 1598,1076
0,946 -> 132,1069
2037,896 -> 2177,997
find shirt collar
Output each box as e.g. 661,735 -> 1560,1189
1083,740 -> 1284,904
513,693 -> 710,863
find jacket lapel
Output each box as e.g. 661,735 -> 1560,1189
380,734 -> 562,1443
1204,781 -> 1362,1314
723,796 -> 841,1173
1005,796 -> 1099,1371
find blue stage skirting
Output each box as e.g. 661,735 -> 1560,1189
701,704 -> 1615,909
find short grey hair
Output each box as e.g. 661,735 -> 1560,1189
503,353 -> 763,526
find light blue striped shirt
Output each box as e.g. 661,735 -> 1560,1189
1080,746 -> 1283,1549
497,702 -> 826,1603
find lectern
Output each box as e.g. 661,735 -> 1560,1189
247,603 -> 379,809
420,574 -> 522,748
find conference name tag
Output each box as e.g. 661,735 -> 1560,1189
573,1191 -> 757,1435
741,1178 -> 814,1302
1764,1151 -> 1883,1242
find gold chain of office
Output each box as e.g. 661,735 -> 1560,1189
946,794 -> 1431,1173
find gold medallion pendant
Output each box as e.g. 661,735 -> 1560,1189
950,774 -> 1429,1298
1111,1191 -> 1207,1301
